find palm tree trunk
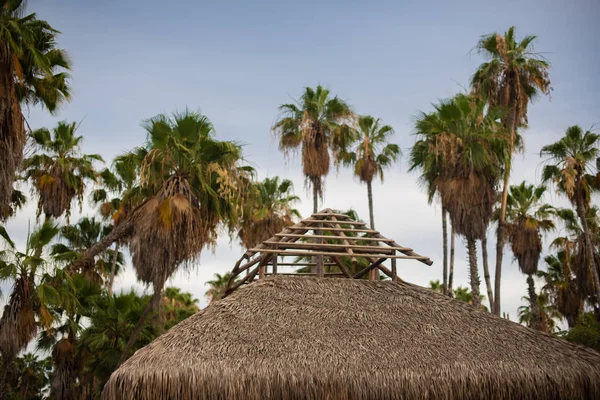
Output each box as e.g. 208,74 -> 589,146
493,111 -> 516,316
108,241 -> 120,297
526,274 -> 542,331
312,180 -> 318,214
0,56 -> 25,217
366,180 -> 379,280
575,193 -> 600,303
494,170 -> 509,316
311,179 -> 324,276
448,223 -> 455,296
117,279 -> 164,366
367,180 -> 375,230
467,237 -> 481,309
441,206 -> 448,295
481,236 -> 494,311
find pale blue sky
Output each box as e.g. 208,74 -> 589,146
7,0 -> 600,317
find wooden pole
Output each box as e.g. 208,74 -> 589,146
272,253 -> 278,275
353,258 -> 386,279
391,250 -> 397,281
330,255 -> 353,278
316,221 -> 324,278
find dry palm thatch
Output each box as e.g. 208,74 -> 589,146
104,277 -> 600,400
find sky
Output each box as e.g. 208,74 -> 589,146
4,0 -> 600,321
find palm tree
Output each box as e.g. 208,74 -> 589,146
91,161 -> 139,296
541,126 -> 600,304
51,216 -> 124,288
77,291 -> 158,396
471,26 -> 552,316
23,121 -> 102,220
340,115 -> 400,230
539,251 -> 583,328
117,110 -> 252,364
503,182 -> 555,331
544,207 -> 600,320
410,113 -> 453,295
0,1 -> 71,217
7,353 -> 51,400
163,287 -> 199,329
15,14 -> 71,114
429,281 -> 485,308
518,292 -> 561,333
0,221 -> 61,398
413,94 -> 507,308
238,176 -> 301,249
272,85 -> 353,213
206,272 -> 236,303
36,273 -> 100,400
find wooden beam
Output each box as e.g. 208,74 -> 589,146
391,255 -> 397,281
274,233 -> 394,242
272,262 -> 337,267
330,255 -> 353,278
262,240 -> 411,252
264,272 -> 346,277
272,253 -> 277,275
353,258 -> 386,279
285,226 -> 378,234
330,216 -> 358,265
376,264 -> 393,279
311,212 -> 360,219
372,233 -> 433,266
379,264 -> 403,282
223,266 -> 260,298
236,256 -> 263,275
302,219 -> 366,227
248,248 -> 429,260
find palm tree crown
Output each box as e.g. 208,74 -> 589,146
23,121 -> 102,220
471,26 -> 551,130
239,176 -> 301,249
272,85 -> 353,212
126,110 -> 253,288
541,125 -> 600,304
504,182 -> 555,275
340,115 -> 400,229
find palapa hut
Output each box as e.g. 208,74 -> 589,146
103,210 -> 600,399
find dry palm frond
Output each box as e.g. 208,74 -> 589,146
439,172 -> 496,240
129,176 -> 213,286
509,222 -> 542,275
0,275 -> 37,362
0,59 -> 26,218
36,165 -> 77,219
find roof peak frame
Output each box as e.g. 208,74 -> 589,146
224,208 -> 433,297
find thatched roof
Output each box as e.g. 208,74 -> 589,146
103,277 -> 600,400
224,208 -> 433,296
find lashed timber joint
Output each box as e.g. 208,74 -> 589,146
223,208 -> 433,297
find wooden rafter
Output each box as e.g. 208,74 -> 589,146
223,208 -> 433,297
